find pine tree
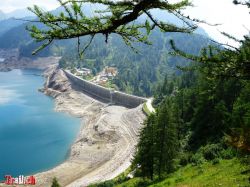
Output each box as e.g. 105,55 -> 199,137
51,177 -> 61,187
132,114 -> 156,180
133,98 -> 179,179
155,98 -> 178,178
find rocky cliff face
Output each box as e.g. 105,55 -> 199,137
42,65 -> 71,97
0,49 -> 60,72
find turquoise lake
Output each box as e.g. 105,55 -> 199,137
0,69 -> 80,179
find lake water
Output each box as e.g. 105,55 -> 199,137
0,69 -> 80,179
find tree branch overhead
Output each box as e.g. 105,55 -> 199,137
27,0 -> 197,55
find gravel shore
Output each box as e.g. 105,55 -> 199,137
33,66 -> 146,187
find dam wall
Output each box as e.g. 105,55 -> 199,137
64,70 -> 147,108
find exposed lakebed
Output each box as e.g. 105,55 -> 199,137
0,69 -> 80,179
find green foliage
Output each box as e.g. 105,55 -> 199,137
132,98 -> 179,180
190,152 -> 205,166
132,20 -> 250,185
155,99 -> 178,176
0,12 -> 210,96
200,144 -> 222,161
220,147 -> 237,159
51,177 -> 61,187
132,114 -> 156,180
142,103 -> 151,116
23,2 -> 250,187
58,30 -> 210,96
171,34 -> 250,80
97,159 -> 249,187
150,159 -> 250,187
178,152 -> 192,166
27,0 -> 198,55
89,180 -> 115,187
212,158 -> 220,165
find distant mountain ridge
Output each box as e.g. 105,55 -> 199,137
0,5 -> 213,97
0,4 -> 210,51
0,17 -> 32,36
0,8 -> 35,36
0,10 -> 6,20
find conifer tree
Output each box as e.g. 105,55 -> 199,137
132,114 -> 156,180
156,99 -> 178,177
27,0 -> 200,55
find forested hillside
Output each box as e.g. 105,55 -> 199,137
0,8 -> 36,37
0,18 -> 29,36
0,8 -> 211,96
59,30 -> 211,96
90,30 -> 250,187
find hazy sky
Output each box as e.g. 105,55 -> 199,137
183,0 -> 250,46
0,0 -> 58,13
0,0 -> 249,46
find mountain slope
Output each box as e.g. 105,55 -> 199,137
0,6 -> 212,96
0,18 -> 30,36
58,30 -> 211,96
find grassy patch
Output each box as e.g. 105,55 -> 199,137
143,102 -> 151,116
151,159 -> 249,187
91,159 -> 250,187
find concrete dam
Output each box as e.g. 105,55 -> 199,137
64,70 -> 148,108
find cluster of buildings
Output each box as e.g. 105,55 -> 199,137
72,66 -> 118,87
74,67 -> 92,77
92,66 -> 118,86
0,49 -> 19,62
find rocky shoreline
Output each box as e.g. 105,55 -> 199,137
0,49 -> 60,72
32,66 -> 146,187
